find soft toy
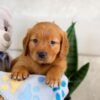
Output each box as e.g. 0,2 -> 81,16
0,7 -> 12,72
0,71 -> 69,100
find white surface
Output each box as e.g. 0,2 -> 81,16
72,56 -> 100,100
0,0 -> 100,55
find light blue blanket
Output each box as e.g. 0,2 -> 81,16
0,71 -> 69,100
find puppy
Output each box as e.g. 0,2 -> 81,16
11,22 -> 69,87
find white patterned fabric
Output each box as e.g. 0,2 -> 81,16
0,71 -> 69,100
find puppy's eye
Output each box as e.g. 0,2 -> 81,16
50,40 -> 56,45
32,39 -> 38,43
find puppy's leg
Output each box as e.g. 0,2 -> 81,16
11,57 -> 19,67
46,60 -> 67,87
11,57 -> 30,81
0,95 -> 4,100
11,66 -> 29,81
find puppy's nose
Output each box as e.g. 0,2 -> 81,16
37,51 -> 47,59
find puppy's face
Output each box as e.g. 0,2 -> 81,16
23,22 -> 68,64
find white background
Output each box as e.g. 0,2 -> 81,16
0,0 -> 100,56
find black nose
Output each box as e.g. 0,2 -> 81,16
37,51 -> 47,59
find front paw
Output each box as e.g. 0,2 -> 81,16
11,69 -> 29,81
46,74 -> 61,88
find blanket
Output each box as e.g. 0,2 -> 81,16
0,71 -> 69,100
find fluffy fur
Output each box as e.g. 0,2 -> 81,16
11,22 -> 69,87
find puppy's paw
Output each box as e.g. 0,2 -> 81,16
11,69 -> 29,81
46,74 -> 61,88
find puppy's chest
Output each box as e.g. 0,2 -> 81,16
30,63 -> 51,75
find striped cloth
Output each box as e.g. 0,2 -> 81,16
0,52 -> 11,72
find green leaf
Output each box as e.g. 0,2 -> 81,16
67,22 -> 76,38
66,22 -> 78,78
68,63 -> 90,95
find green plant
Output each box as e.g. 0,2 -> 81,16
65,22 -> 90,96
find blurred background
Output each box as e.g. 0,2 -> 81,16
0,0 -> 100,100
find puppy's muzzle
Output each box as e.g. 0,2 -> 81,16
37,51 -> 47,59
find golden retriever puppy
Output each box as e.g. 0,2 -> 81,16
11,22 -> 69,87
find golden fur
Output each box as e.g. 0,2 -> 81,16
11,22 -> 69,87
0,95 -> 4,100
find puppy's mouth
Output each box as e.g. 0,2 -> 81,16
34,56 -> 56,65
37,61 -> 46,64
30,54 -> 48,64
29,52 -> 55,65
35,57 -> 48,64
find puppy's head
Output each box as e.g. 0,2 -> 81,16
23,22 -> 69,64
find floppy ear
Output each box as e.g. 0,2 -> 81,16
23,29 -> 31,56
59,31 -> 69,59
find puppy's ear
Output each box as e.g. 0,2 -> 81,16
59,32 -> 69,59
23,29 -> 31,56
